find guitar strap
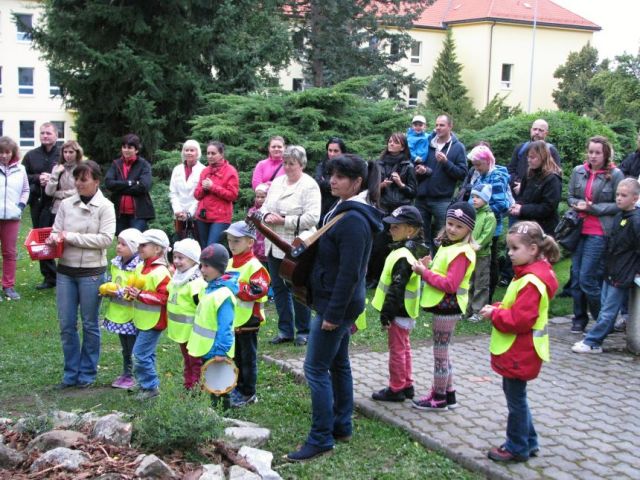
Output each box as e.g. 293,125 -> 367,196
300,213 -> 345,248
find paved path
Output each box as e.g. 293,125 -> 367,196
268,318 -> 640,479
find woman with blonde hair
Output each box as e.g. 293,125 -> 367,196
45,140 -> 84,222
169,139 -> 205,240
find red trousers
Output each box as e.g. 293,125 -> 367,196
0,220 -> 20,289
179,342 -> 203,389
387,321 -> 413,392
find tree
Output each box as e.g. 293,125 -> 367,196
287,0 -> 432,95
29,0 -> 291,162
426,30 -> 476,127
552,43 -> 608,116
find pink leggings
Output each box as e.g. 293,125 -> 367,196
432,313 -> 459,395
0,220 -> 20,289
387,321 -> 413,392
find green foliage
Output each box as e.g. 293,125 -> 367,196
30,0 -> 291,162
467,94 -> 522,131
149,182 -> 174,234
425,30 -> 476,127
133,383 -> 222,453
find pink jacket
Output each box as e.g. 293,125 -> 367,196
251,157 -> 284,189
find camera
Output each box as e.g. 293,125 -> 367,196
199,208 -> 207,219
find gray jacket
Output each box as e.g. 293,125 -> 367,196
567,164 -> 623,235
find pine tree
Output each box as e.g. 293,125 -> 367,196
426,30 -> 476,126
29,0 -> 291,161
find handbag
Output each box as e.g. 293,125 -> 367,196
554,209 -> 583,251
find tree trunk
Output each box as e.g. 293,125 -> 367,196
309,0 -> 324,87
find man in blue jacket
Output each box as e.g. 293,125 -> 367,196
414,114 -> 468,253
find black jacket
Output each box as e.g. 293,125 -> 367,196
22,144 -> 60,205
605,208 -> 640,288
380,237 -> 429,326
515,171 -> 562,234
620,151 -> 640,178
377,153 -> 417,213
104,156 -> 155,220
415,132 -> 467,200
508,141 -> 561,187
314,158 -> 337,218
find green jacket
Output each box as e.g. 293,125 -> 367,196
472,204 -> 496,257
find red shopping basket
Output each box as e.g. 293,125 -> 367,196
24,228 -> 64,261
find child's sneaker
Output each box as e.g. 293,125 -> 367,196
372,387 -> 406,402
113,375 -> 136,389
403,385 -> 415,399
571,340 -> 602,354
412,392 -> 448,410
232,393 -> 258,408
446,390 -> 458,409
467,313 -> 483,323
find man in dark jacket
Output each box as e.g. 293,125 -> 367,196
22,122 -> 60,289
414,114 -> 467,252
619,131 -> 640,178
104,134 -> 155,235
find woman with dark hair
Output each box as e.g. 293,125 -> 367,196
367,132 -> 417,287
314,137 -> 347,217
286,154 -> 383,462
193,141 -> 239,248
45,140 -> 84,224
508,140 -> 562,234
567,136 -> 623,334
46,160 -> 116,388
105,134 -> 155,235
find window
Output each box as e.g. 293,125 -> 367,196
292,78 -> 303,92
389,37 -> 400,56
20,121 -> 35,147
410,41 -> 422,64
51,121 -> 65,143
15,14 -> 33,41
501,63 -> 513,89
18,67 -> 34,95
408,84 -> 420,107
49,70 -> 60,96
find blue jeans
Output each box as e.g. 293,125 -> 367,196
303,315 -> 353,448
570,235 -> 606,328
584,281 -> 628,347
268,254 -> 310,340
415,198 -> 449,254
235,330 -> 258,396
503,377 -> 538,458
133,329 -> 162,390
57,272 -> 104,385
116,215 -> 148,236
197,221 -> 229,249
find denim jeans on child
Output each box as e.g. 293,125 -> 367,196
583,281 -> 627,347
303,315 -> 353,448
570,235 -> 606,327
503,377 -> 538,458
57,272 -> 104,385
235,331 -> 258,396
133,329 -> 162,390
268,254 -> 310,340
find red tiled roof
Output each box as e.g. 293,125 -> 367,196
414,0 -> 600,30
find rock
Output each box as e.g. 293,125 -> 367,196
92,413 -> 132,447
135,454 -> 177,479
51,410 -> 81,429
228,465 -> 260,480
79,411 -> 101,429
0,443 -> 26,469
223,417 -> 260,428
30,447 -> 89,473
0,418 -> 12,426
223,427 -> 270,448
198,464 -> 225,480
238,446 -> 281,480
94,475 -> 126,480
0,434 -> 4,445
28,429 -> 87,453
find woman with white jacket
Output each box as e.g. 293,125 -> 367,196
0,136 -> 29,300
169,139 -> 205,239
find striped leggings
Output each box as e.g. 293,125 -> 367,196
432,313 -> 459,395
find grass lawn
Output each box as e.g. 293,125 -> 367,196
0,218 -> 573,478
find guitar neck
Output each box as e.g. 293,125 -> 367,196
246,213 -> 292,255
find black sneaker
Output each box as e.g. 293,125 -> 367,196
570,324 -> 585,334
285,443 -> 333,462
269,336 -> 293,345
36,282 -> 56,290
403,385 -> 415,399
446,390 -> 458,409
53,382 -> 75,390
372,387 -> 406,402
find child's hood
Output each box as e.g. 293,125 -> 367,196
514,259 -> 559,299
206,271 -> 240,296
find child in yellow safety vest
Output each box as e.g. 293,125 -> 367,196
124,229 -> 172,401
411,202 -> 477,410
166,238 -> 206,391
187,243 -> 237,409
370,206 -> 428,403
223,221 -> 270,408
101,228 -> 144,390
480,221 -> 559,463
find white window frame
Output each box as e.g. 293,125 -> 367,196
19,120 -> 35,147
49,70 -> 60,96
410,41 -> 422,64
18,67 -> 34,95
292,78 -> 303,92
15,14 -> 33,42
408,84 -> 419,107
501,63 -> 513,90
51,121 -> 65,144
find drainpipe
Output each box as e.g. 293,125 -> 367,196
527,0 -> 538,112
486,21 -> 496,107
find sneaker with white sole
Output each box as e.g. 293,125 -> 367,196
571,340 -> 602,354
467,313 -> 483,323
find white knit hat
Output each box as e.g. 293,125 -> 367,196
173,238 -> 201,264
141,229 -> 171,250
118,228 -> 145,256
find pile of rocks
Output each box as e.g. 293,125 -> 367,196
0,412 -> 281,479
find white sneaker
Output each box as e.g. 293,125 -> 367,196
571,340 -> 602,354
468,313 -> 483,323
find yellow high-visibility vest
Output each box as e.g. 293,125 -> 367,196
166,276 -> 207,343
187,286 -> 236,358
132,264 -> 171,331
371,247 -> 421,319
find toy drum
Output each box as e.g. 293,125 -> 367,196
201,358 -> 238,395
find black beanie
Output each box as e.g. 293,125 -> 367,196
199,243 -> 229,273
